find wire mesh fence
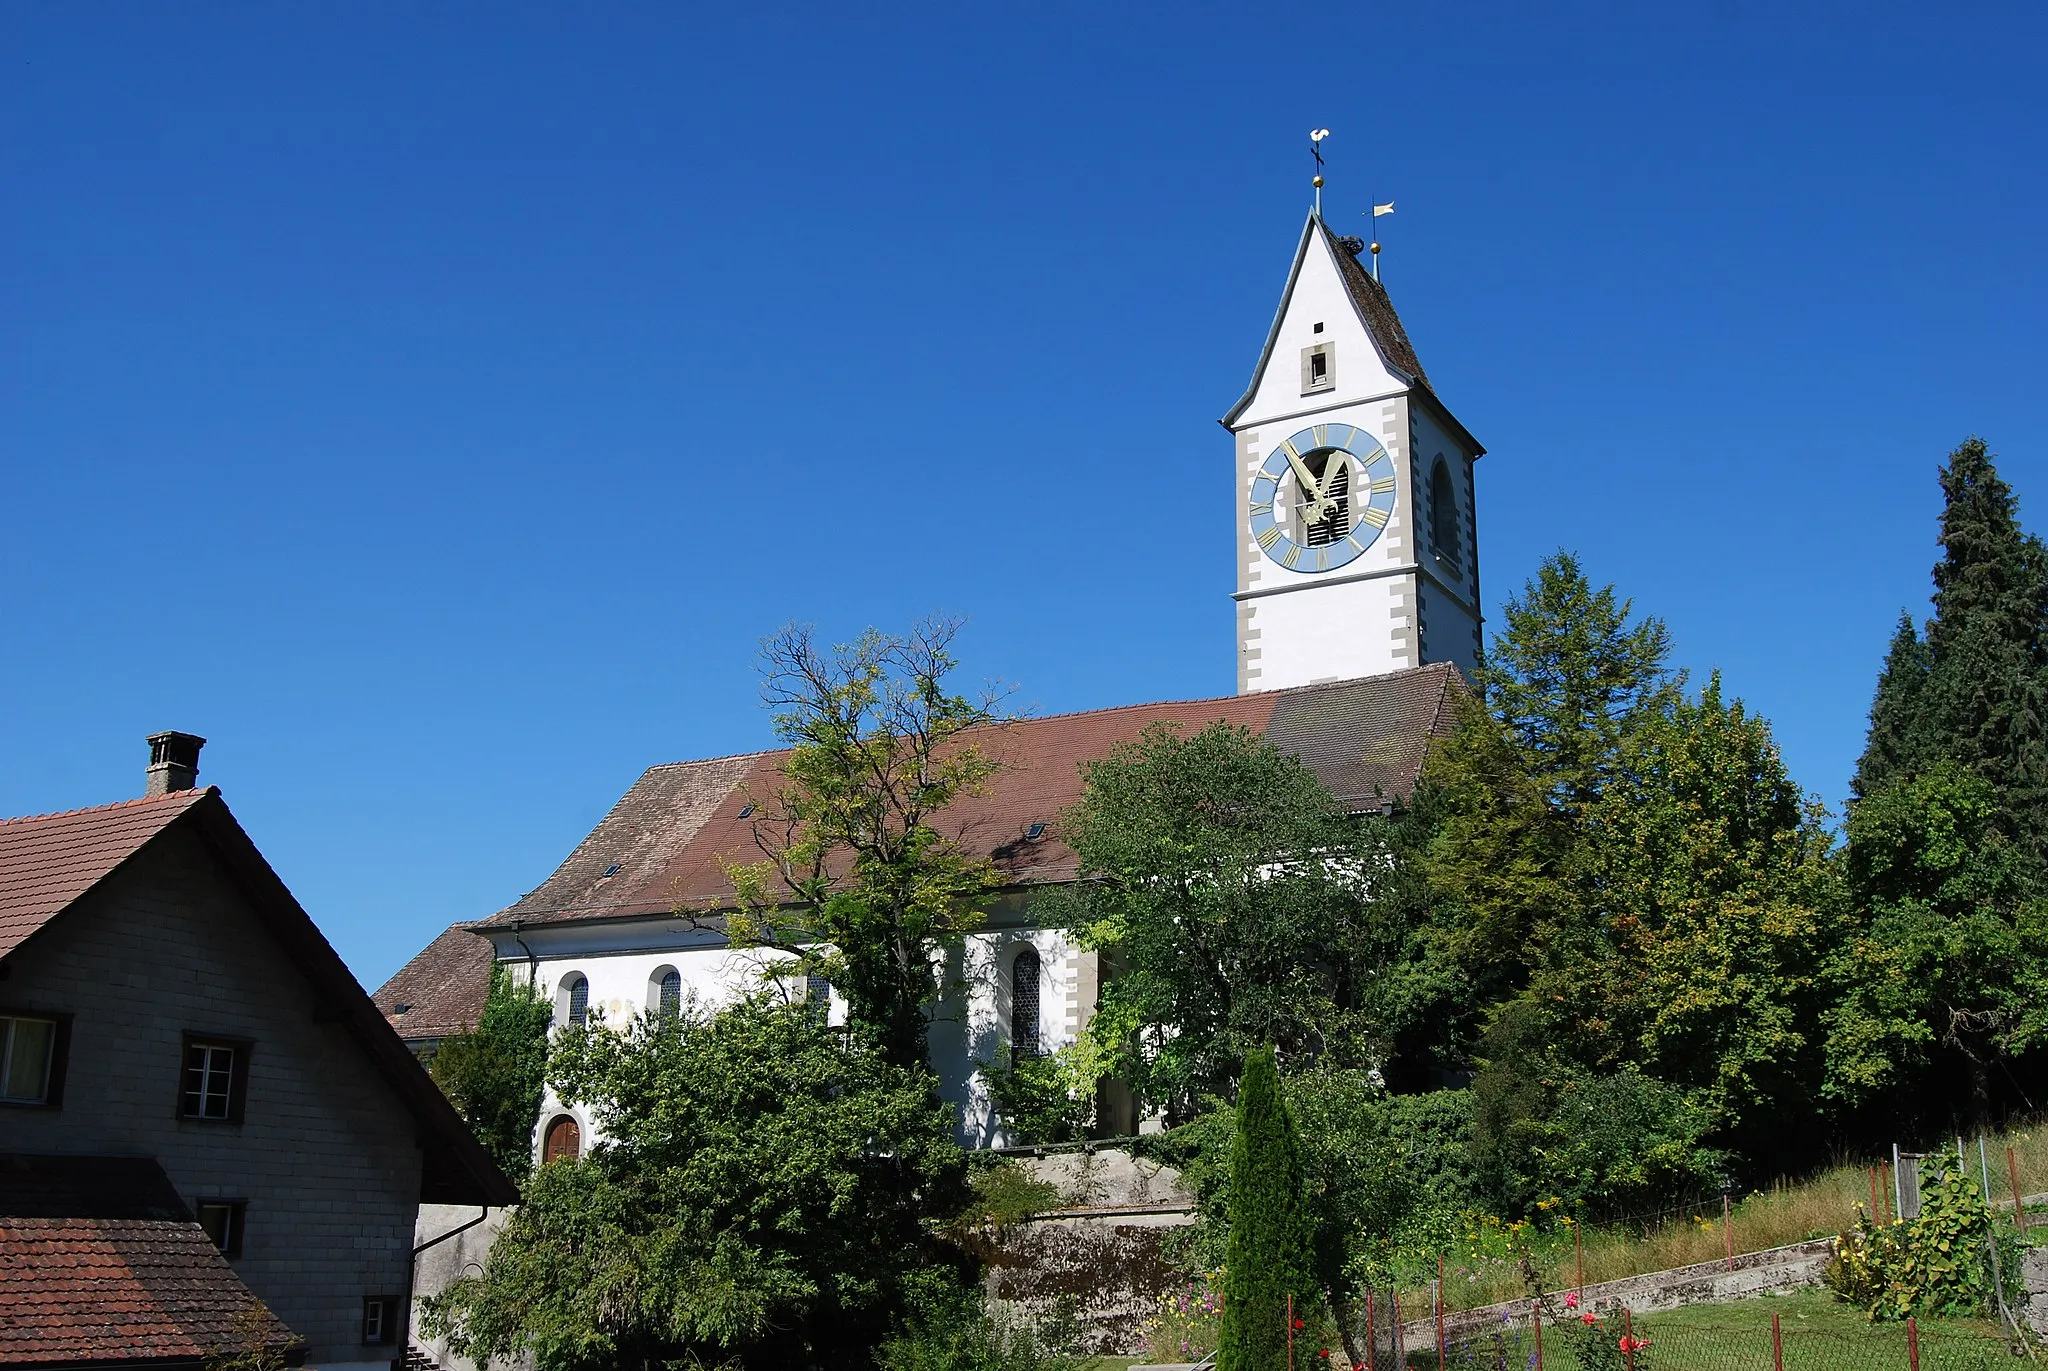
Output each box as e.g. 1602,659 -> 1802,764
1347,1294 -> 2032,1370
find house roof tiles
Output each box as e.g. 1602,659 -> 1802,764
0,789 -> 212,961
0,1156 -> 302,1367
373,921 -> 495,1040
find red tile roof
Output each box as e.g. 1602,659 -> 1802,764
483,665 -> 1464,930
0,789 -> 213,960
0,1156 -> 302,1367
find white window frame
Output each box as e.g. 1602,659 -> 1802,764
183,1042 -> 237,1120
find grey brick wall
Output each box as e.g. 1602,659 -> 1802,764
4,825 -> 423,1364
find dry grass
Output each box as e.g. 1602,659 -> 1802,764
1408,1115 -> 2048,1315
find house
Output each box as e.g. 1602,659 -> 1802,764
374,209 -> 1487,1153
0,733 -> 516,1369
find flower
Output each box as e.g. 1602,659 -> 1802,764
1581,1313 -> 1597,1326
1563,1293 -> 1579,1310
1617,1335 -> 1650,1353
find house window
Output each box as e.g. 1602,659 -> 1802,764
0,1014 -> 59,1105
180,1037 -> 249,1122
1429,458 -> 1461,572
362,1296 -> 399,1345
657,969 -> 681,1017
543,1114 -> 581,1164
1011,947 -> 1041,1060
196,1200 -> 245,1257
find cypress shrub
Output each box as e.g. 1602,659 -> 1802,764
1218,1046 -> 1316,1371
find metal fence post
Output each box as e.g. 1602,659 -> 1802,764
1531,1300 -> 1542,1371
1770,1310 -> 1783,1371
1906,1315 -> 1920,1371
1286,1294 -> 1294,1371
1435,1254 -> 1446,1371
1622,1308 -> 1636,1371
1364,1290 -> 1374,1371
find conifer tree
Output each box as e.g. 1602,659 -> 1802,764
1851,437 -> 2048,872
1852,612 -> 1933,801
1218,1047 -> 1316,1371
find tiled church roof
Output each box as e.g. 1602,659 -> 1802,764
477,664 -> 1465,931
372,921 -> 496,1041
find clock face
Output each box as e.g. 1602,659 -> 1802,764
1248,424 -> 1397,573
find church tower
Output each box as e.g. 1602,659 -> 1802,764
1223,214 -> 1484,693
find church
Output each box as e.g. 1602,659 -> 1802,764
374,209 -> 1486,1154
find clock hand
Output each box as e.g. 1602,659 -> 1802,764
1282,449 -> 1330,521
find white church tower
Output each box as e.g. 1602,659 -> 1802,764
1223,213 -> 1485,693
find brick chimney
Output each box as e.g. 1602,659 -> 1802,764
145,731 -> 206,796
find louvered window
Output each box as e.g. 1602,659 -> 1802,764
1303,454 -> 1352,547
658,970 -> 682,1016
1430,459 -> 1461,567
1011,947 -> 1041,1059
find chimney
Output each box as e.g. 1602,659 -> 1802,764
144,731 -> 206,796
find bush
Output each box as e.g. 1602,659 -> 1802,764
878,1293 -> 1085,1371
982,1043 -> 1097,1144
1823,1155 -> 2015,1320
427,960 -> 552,1188
959,1160 -> 1064,1229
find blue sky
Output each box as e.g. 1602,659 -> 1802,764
4,3 -> 2042,988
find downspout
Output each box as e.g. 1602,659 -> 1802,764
405,1205 -> 491,1360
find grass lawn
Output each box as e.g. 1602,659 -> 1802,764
1409,1289 -> 2028,1369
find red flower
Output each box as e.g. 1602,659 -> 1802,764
1617,1335 -> 1650,1352
1581,1313 -> 1597,1326
1292,1320 -> 1305,1330
1563,1293 -> 1579,1310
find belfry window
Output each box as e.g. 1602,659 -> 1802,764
1429,459 -> 1461,571
1010,947 -> 1041,1060
1301,452 -> 1351,547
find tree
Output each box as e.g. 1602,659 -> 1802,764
1852,438 -> 2048,869
1827,763 -> 2048,1125
423,996 -> 972,1371
722,618 -> 1007,1072
428,958 -> 553,1188
1056,722 -> 1383,1120
1217,1047 -> 1316,1371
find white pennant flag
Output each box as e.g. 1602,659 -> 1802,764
1372,202 -> 1395,217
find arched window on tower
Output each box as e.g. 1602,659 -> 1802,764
657,969 -> 682,1017
1429,459 -> 1461,573
1010,947 -> 1041,1060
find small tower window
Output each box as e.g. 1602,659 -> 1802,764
1300,342 -> 1335,393
1010,946 -> 1041,1059
1429,459 -> 1462,573
657,969 -> 681,1016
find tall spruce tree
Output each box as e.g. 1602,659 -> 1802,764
1218,1047 -> 1316,1371
1853,438 -> 2048,869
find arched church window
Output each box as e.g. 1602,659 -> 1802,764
806,971 -> 831,1023
656,968 -> 682,1017
1010,947 -> 1041,1059
1429,459 -> 1461,569
1302,450 -> 1352,548
543,1114 -> 581,1164
561,973 -> 589,1027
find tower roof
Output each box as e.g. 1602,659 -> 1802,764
1222,212 -> 1482,456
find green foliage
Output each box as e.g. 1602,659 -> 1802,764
875,1292 -> 1085,1371
721,618 -> 1006,1071
1470,1001 -> 1729,1219
958,1160 -> 1063,1229
428,958 -> 553,1189
422,996 -> 971,1371
1827,763 -> 2048,1119
980,1041 -> 1098,1144
1055,720 -> 1385,1120
1823,1156 -> 2013,1321
1217,1047 -> 1317,1371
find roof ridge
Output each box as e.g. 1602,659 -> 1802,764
0,786 -> 216,828
999,664 -> 1456,729
642,748 -> 783,772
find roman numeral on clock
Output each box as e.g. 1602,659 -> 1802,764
1250,501 -> 1273,517
1257,525 -> 1283,549
1361,506 -> 1390,528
